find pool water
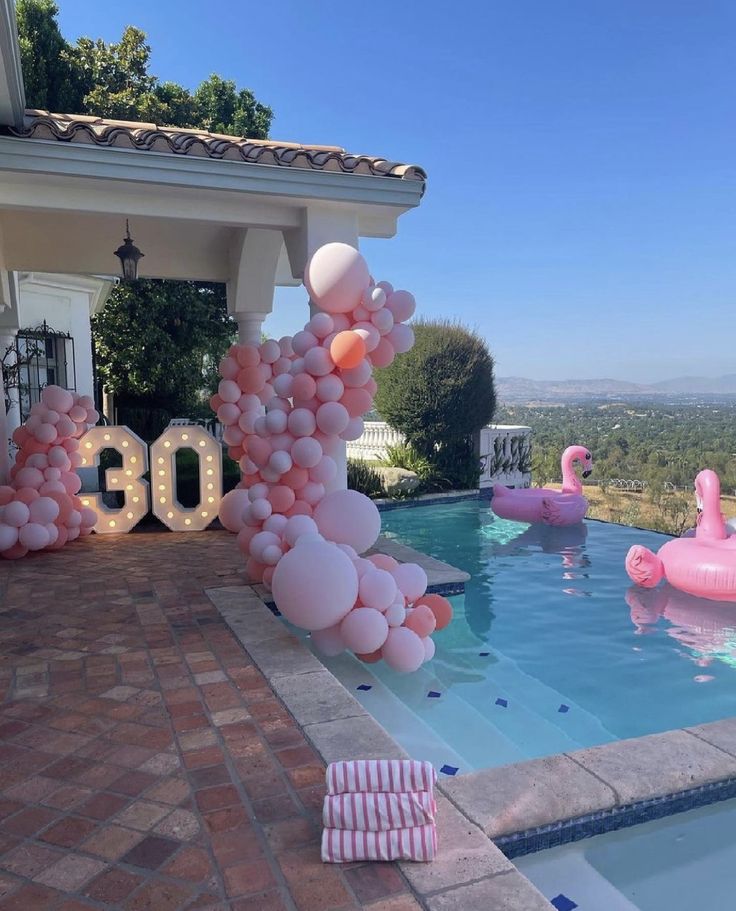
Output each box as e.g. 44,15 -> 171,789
516,797 -> 736,910
306,501 -> 736,773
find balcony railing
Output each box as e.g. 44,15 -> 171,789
347,421 -> 533,489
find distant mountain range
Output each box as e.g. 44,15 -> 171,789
498,375 -> 736,402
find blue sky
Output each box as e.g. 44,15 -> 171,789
57,0 -> 735,382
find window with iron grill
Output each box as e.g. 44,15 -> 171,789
15,322 -> 76,421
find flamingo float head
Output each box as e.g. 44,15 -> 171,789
564,445 -> 593,479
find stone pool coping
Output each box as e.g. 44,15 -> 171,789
207,580 -> 736,909
207,584 -> 553,910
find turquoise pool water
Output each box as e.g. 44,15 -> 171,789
517,797 -> 736,910
307,501 -> 736,773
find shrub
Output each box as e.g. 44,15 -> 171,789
374,319 -> 495,488
380,442 -> 450,492
347,459 -> 385,498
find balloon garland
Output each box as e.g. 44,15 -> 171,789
0,386 -> 98,558
215,243 -> 453,672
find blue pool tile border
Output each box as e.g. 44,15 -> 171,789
494,776 -> 736,859
375,491 -> 481,511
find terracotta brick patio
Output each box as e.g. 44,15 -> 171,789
0,530 -> 422,911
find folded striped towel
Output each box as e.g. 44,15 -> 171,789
323,791 -> 436,831
321,824 -> 437,863
326,760 -> 436,796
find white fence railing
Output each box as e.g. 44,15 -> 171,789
347,421 -> 533,489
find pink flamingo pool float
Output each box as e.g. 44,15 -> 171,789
626,469 -> 736,602
491,445 -> 592,526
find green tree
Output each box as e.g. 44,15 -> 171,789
18,2 -> 273,137
16,0 -> 83,112
92,281 -> 235,436
17,0 -> 273,431
375,320 -> 496,489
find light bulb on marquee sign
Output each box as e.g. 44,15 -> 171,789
77,425 -> 223,534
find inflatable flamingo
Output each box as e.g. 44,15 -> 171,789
626,469 -> 736,602
491,445 -> 592,526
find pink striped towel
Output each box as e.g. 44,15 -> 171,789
326,760 -> 436,796
323,791 -> 436,831
321,824 -> 437,863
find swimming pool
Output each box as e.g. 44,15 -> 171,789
516,797 -> 736,910
305,501 -> 736,773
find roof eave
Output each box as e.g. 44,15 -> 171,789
0,0 -> 26,128
0,135 -> 426,210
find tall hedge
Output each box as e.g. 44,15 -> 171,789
374,319 -> 496,488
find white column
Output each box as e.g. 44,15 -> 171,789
234,312 -> 268,345
286,207 -> 360,493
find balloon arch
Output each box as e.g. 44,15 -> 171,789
0,243 -> 452,673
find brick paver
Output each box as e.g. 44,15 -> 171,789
0,530 -> 418,910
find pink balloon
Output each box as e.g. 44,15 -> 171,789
48,446 -> 71,469
34,423 -> 58,445
236,345 -> 261,368
340,607 -> 389,654
392,563 -> 428,601
313,490 -> 380,554
0,523 -> 19,551
279,336 -> 294,357
62,472 -> 81,495
288,408 -> 317,438
316,375 -> 345,403
308,312 -> 335,338
69,405 -> 87,423
219,356 -> 240,380
272,540 -> 358,630
303,346 -> 334,377
387,323 -> 415,354
273,374 -> 294,398
218,488 -> 251,533
237,525 -> 258,554
340,360 -> 373,388
382,627 -> 425,673
386,290 -> 416,323
282,466 -> 309,490
359,569 -> 398,611
259,339 -> 281,364
218,379 -> 241,404
41,385 -> 74,413
362,286 -> 386,312
353,322 -> 381,353
78,394 -> 95,410
423,637 -> 436,663
247,436 -> 273,468
268,449 -> 292,475
309,455 -> 337,485
300,481 -> 325,506
19,522 -> 50,551
237,366 -> 265,395
239,393 -> 262,412
3,501 -> 30,528
250,530 -> 281,561
238,411 -> 258,434
1,542 -> 28,560
15,467 -> 44,490
370,338 -> 396,369
258,382 -> 275,405
305,243 -> 370,314
272,356 -> 292,376
80,507 -> 97,528
56,415 -> 76,437
251,498 -> 273,521
223,426 -> 245,447
29,496 -> 60,525
311,624 -> 346,657
342,417 -> 365,441
368,553 -> 399,572
292,373 -> 318,402
291,437 -> 323,469
217,403 -> 241,426
264,514 -> 289,536
316,402 -> 350,436
0,487 -> 14,506
405,604 -> 437,638
268,485 -> 296,514
371,308 -> 394,335
209,393 -> 224,413
292,330 -> 318,356
264,410 -> 288,434
284,515 -> 320,546
340,388 -> 373,419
